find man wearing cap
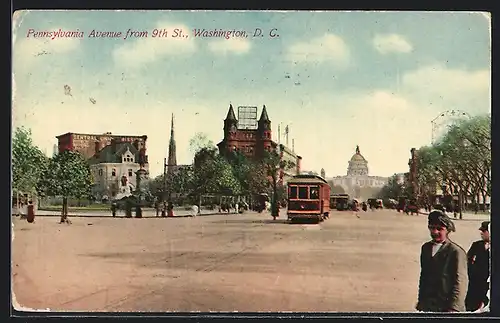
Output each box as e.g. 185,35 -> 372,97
465,221 -> 490,312
416,210 -> 468,312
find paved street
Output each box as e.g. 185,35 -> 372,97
12,209 -> 489,313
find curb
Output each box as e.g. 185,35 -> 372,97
11,212 -> 240,219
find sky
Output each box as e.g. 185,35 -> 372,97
12,10 -> 491,178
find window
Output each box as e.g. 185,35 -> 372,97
98,169 -> 103,176
298,187 -> 308,199
128,169 -> 133,177
309,186 -> 319,199
111,169 -> 116,176
289,186 -> 298,199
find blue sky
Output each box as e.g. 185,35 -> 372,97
12,10 -> 491,178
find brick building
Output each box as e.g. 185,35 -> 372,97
56,132 -> 148,160
56,132 -> 149,200
217,104 -> 302,182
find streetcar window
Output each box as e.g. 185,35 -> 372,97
310,186 -> 319,199
298,187 -> 308,199
289,186 -> 298,199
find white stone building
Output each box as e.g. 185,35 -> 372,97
328,146 -> 389,199
88,140 -> 149,200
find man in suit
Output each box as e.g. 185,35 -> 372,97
416,210 -> 468,312
465,221 -> 490,312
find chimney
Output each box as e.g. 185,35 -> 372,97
94,141 -> 100,157
111,138 -> 118,154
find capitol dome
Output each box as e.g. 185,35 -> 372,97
350,153 -> 367,162
347,145 -> 369,176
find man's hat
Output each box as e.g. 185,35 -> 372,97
428,210 -> 456,232
479,221 -> 490,232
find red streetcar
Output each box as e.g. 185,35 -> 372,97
287,174 -> 331,223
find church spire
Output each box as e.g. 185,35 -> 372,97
167,113 -> 177,170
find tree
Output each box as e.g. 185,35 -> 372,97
259,150 -> 295,218
379,174 -> 405,200
12,127 -> 48,196
413,114 -> 491,217
38,150 -> 92,223
189,132 -> 215,155
191,147 -> 242,199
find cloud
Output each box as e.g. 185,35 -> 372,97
402,64 -> 490,96
207,38 -> 251,55
113,21 -> 196,67
13,27 -> 80,68
373,34 -> 413,54
285,34 -> 350,66
401,64 -> 490,116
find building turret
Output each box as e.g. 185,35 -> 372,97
258,105 -> 272,137
257,105 -> 273,154
223,104 -> 238,153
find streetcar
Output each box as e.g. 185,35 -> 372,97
287,174 -> 331,223
330,193 -> 350,211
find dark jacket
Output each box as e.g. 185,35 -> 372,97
465,240 -> 490,311
416,239 -> 468,312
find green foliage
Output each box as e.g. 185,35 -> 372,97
192,147 -> 242,196
12,127 -> 48,195
379,174 -> 405,199
39,150 -> 92,199
414,114 -> 491,207
189,132 -> 215,155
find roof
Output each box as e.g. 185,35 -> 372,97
225,104 -> 237,121
350,153 -> 367,162
259,105 -> 270,122
287,174 -> 328,184
56,132 -> 147,139
88,142 -> 140,164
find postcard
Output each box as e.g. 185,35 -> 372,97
11,10 -> 491,314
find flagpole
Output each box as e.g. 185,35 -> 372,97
278,123 -> 281,144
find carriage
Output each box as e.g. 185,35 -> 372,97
287,174 -> 331,223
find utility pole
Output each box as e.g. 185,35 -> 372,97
163,157 -> 168,203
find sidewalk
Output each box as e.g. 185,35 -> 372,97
418,209 -> 490,221
12,208 -> 241,218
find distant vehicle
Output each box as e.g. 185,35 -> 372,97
367,198 -> 383,209
287,174 -> 331,223
330,193 -> 350,211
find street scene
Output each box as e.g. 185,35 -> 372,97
12,11 -> 490,314
12,209 -> 490,312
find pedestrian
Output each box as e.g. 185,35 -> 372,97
167,201 -> 174,217
191,204 -> 199,217
465,221 -> 490,312
154,199 -> 160,217
111,201 -> 117,217
161,201 -> 167,217
416,210 -> 468,312
362,202 -> 367,212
